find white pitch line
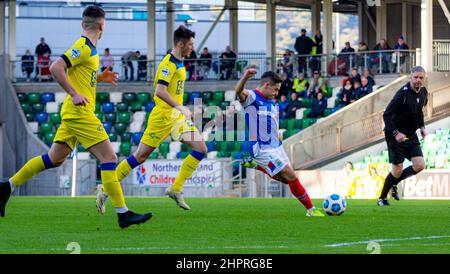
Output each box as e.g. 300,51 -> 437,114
324,235 -> 450,248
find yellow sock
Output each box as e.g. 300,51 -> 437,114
10,153 -> 55,187
100,163 -> 126,208
116,158 -> 133,182
172,151 -> 205,193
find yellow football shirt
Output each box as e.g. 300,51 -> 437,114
60,36 -> 99,119
153,53 -> 186,111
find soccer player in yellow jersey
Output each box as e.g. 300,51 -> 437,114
96,26 -> 207,212
0,6 -> 152,229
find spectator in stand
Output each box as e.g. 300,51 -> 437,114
373,38 -> 392,73
137,53 -> 148,81
392,35 -> 410,73
37,52 -> 52,82
350,67 -> 361,84
352,80 -> 362,101
338,79 -> 354,107
279,72 -> 294,98
356,41 -> 369,70
282,49 -> 294,78
359,77 -> 373,98
199,47 -> 212,80
184,50 -> 197,81
35,37 -> 51,57
121,50 -> 140,81
293,73 -> 309,98
294,29 -> 315,75
219,45 -> 237,80
21,50 -> 34,82
340,41 -> 356,71
286,92 -> 302,119
307,91 -> 327,118
307,70 -> 327,98
363,68 -> 376,87
314,30 -> 323,54
278,94 -> 289,119
100,48 -> 114,72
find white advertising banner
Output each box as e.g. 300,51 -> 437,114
132,159 -> 222,186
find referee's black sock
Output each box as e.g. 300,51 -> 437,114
393,166 -> 418,185
379,172 -> 400,199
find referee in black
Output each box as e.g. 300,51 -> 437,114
378,66 -> 428,206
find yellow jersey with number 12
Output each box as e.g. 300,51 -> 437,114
60,36 -> 99,119
153,53 -> 186,111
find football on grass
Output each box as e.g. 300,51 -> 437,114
323,194 -> 346,216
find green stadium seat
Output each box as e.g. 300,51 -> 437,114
49,113 -> 61,124
219,101 -> 230,110
325,86 -> 333,97
301,98 -> 313,108
27,93 -> 40,104
202,91 -> 213,102
324,108 -> 333,117
25,113 -> 35,122
220,142 -> 228,152
183,92 -> 189,104
287,119 -> 296,130
120,142 -> 132,156
96,92 -> 110,103
44,132 -> 55,144
17,92 -> 27,103
303,108 -> 311,117
32,103 -> 45,112
217,151 -> 230,158
137,92 -> 150,104
114,122 -> 127,134
181,143 -> 191,152
117,112 -> 131,123
120,132 -> 132,142
77,144 -> 87,152
39,123 -> 53,134
159,142 -> 170,155
279,119 -> 287,129
213,91 -> 225,103
109,132 -> 118,142
95,112 -> 104,122
105,113 -> 117,123
122,92 -> 137,104
21,103 -> 32,114
116,102 -> 129,112
95,102 -> 101,112
130,101 -> 143,112
234,141 -> 243,151
149,152 -> 159,159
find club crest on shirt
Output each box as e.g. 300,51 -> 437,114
70,48 -> 81,59
162,66 -> 170,78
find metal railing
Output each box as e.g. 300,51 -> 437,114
434,40 -> 450,72
9,49 -> 420,83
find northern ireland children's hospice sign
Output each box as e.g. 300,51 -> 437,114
133,160 -> 221,186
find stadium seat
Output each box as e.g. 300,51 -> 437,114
17,92 -> 27,103
77,144 -> 87,152
296,108 -> 305,120
117,112 -> 131,123
95,102 -> 101,112
25,113 -> 35,122
183,92 -> 189,105
96,92 -> 110,104
328,97 -> 336,108
44,132 -> 55,144
114,122 -> 127,134
137,92 -> 150,104
39,122 -> 53,134
111,141 -> 120,154
130,101 -> 143,112
176,152 -> 189,159
301,98 -> 313,108
33,103 -> 45,112
129,121 -> 142,133
27,93 -> 40,104
202,91 -> 213,102
101,102 -> 115,113
104,113 -> 117,123
41,92 -> 55,103
109,132 -> 118,142
188,91 -> 201,104
122,92 -> 137,104
166,151 -> 177,160
219,101 -> 230,110
21,103 -> 32,114
28,122 -> 39,133
109,92 -> 122,104
169,141 -> 182,153
132,111 -> 146,123
149,152 -> 159,159
132,132 -> 143,145
102,122 -> 112,134
46,102 -> 59,113
77,152 -> 91,161
95,112 -> 104,122
35,112 -> 48,124
49,113 -> 61,124
55,92 -> 66,104
159,142 -> 170,155
324,108 -> 333,117
224,90 -> 236,102
145,102 -> 155,113
116,102 -> 129,112
213,91 -> 225,103
231,151 -> 242,160
120,132 -> 132,142
207,151 -> 218,159
120,142 -> 132,156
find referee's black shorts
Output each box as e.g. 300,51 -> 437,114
385,133 -> 423,165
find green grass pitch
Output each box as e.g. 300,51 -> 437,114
0,197 -> 449,254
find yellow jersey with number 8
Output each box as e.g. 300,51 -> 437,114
153,53 -> 186,111
60,36 -> 99,119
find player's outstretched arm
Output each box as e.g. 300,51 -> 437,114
50,58 -> 89,106
236,68 -> 257,103
98,66 -> 119,86
155,84 -> 192,119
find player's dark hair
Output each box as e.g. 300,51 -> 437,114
82,5 -> 105,30
173,25 -> 195,46
260,71 -> 282,86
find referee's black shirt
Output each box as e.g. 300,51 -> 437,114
383,82 -> 428,138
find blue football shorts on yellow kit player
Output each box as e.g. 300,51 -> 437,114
141,106 -> 198,148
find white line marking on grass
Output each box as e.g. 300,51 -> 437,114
324,235 -> 450,248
